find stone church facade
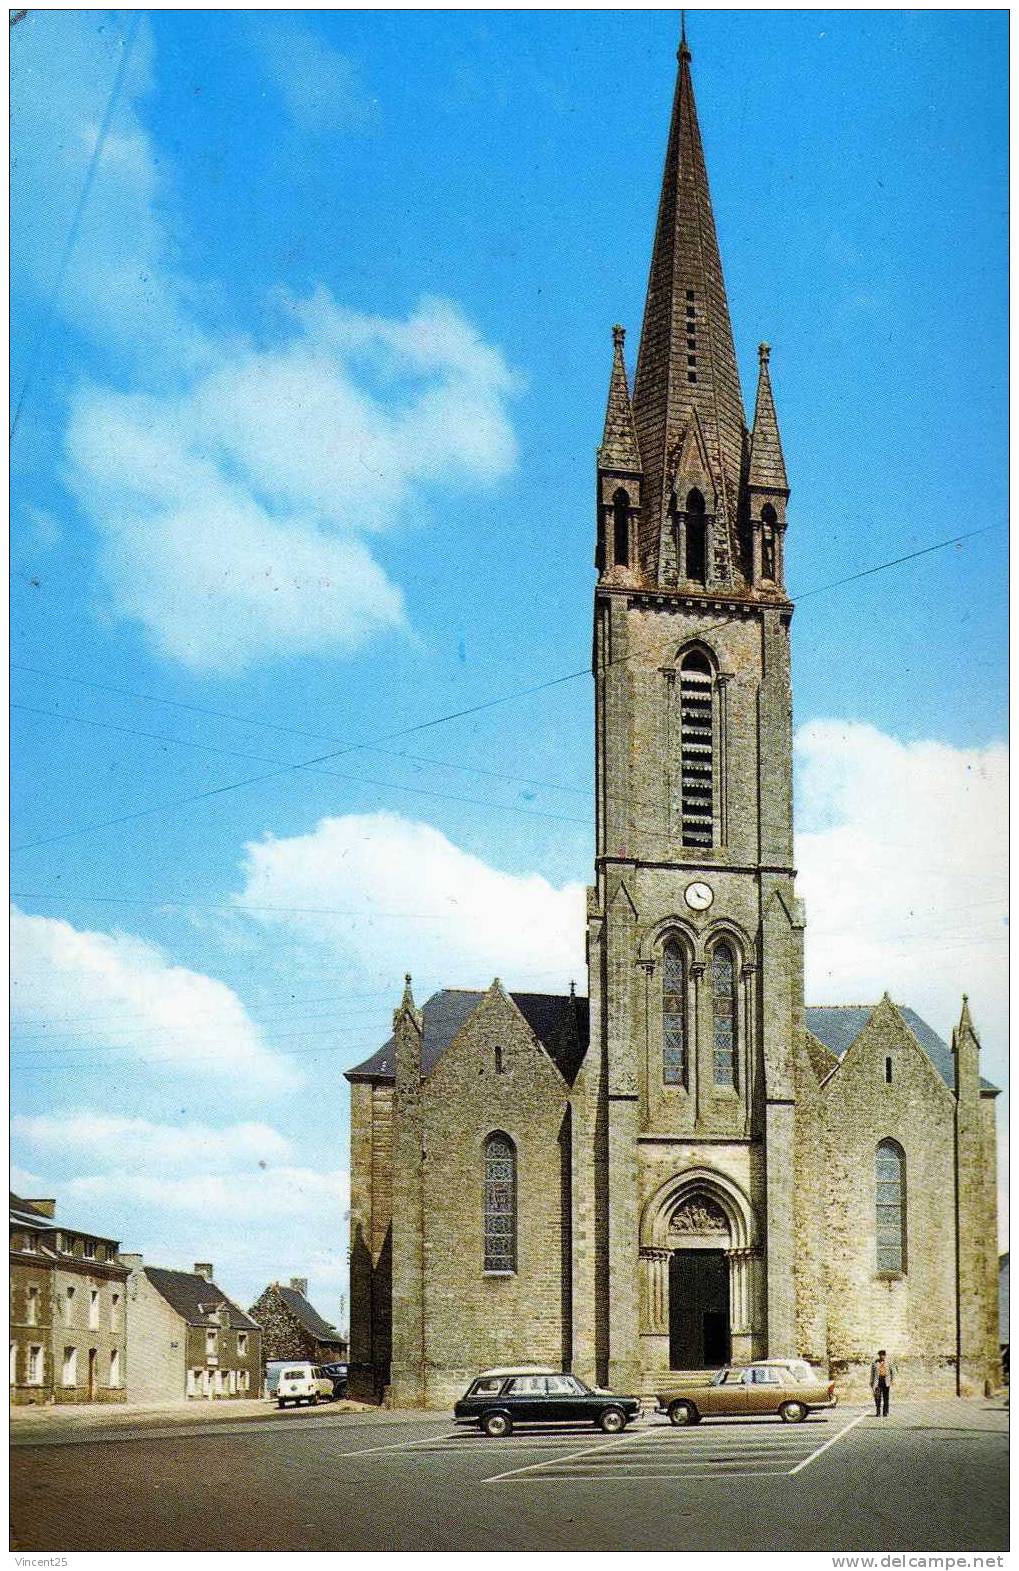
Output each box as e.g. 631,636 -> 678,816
345,33 -> 1000,1408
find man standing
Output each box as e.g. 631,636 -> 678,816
870,1349 -> 895,1416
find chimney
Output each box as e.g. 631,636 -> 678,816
289,1276 -> 308,1298
194,1262 -> 214,1282
26,1198 -> 56,1218
120,1252 -> 144,1272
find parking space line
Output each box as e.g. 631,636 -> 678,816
330,1429 -> 456,1460
490,1469 -> 793,1483
482,1425 -> 655,1484
788,1412 -> 867,1474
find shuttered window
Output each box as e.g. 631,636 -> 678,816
484,1134 -> 517,1273
876,1141 -> 906,1274
680,650 -> 713,848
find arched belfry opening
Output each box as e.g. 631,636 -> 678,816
684,488 -> 707,584
640,1170 -> 759,1371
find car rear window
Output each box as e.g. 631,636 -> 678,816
283,1370 -> 305,1380
470,1376 -> 506,1395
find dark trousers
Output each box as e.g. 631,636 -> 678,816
874,1378 -> 890,1416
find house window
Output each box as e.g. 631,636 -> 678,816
612,488 -> 630,569
237,1332 -> 248,1357
206,1329 -> 217,1356
83,1240 -> 96,1260
88,1289 -> 99,1330
66,1286 -> 76,1319
711,942 -> 737,1088
10,1344 -> 17,1386
111,1293 -> 121,1331
483,1133 -> 517,1273
240,1369 -> 250,1393
63,1346 -> 78,1387
187,1368 -> 199,1397
26,1286 -> 39,1326
23,1232 -> 38,1252
662,940 -> 687,1087
876,1140 -> 906,1274
109,1348 -> 120,1388
27,1345 -> 43,1385
679,649 -> 713,848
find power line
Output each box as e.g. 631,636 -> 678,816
11,522 -> 1001,854
10,14 -> 141,439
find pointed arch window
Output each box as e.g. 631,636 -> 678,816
679,649 -> 713,848
685,489 -> 706,584
875,1140 -> 906,1274
483,1133 -> 517,1273
662,940 -> 687,1086
711,942 -> 737,1088
612,489 -> 630,569
761,504 -> 777,581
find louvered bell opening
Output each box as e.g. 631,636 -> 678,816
680,669 -> 713,848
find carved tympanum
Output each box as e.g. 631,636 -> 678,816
668,1195 -> 729,1238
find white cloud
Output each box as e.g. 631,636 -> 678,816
63,1164 -> 347,1223
12,1110 -> 293,1174
10,906 -> 299,1092
65,289 -> 517,673
252,18 -> 379,133
15,15 -> 519,673
235,809 -> 586,993
795,721 -> 1007,1050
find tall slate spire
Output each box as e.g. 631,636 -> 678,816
632,25 -> 747,583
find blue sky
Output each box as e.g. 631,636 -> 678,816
10,9 -> 1008,1317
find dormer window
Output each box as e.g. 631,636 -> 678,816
685,489 -> 707,585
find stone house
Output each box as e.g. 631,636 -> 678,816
122,1256 -> 261,1401
345,30 -> 1001,1409
10,1194 -> 128,1406
248,1277 -> 348,1371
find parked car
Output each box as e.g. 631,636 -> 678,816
656,1364 -> 836,1426
746,1358 -> 824,1386
321,1360 -> 348,1398
276,1363 -> 335,1408
454,1367 -> 642,1437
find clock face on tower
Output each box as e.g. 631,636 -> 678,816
684,880 -> 714,912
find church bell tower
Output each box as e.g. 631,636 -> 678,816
583,25 -> 805,1391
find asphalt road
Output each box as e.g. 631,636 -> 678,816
10,1402 -> 1008,1553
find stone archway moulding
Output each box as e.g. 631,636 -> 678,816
640,1166 -> 757,1252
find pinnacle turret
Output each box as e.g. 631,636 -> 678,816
748,343 -> 789,494
599,325 -> 642,472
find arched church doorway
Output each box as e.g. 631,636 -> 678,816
667,1194 -> 732,1369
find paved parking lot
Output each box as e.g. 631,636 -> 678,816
11,1401 -> 1008,1553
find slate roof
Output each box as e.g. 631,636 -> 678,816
10,1193 -> 57,1230
346,989 -> 589,1087
146,1267 -> 259,1331
805,1005 -> 998,1093
277,1285 -> 345,1343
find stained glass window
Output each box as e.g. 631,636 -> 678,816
663,941 -> 687,1086
876,1141 -> 906,1274
711,942 -> 736,1088
484,1134 -> 517,1273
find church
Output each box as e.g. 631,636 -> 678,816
345,31 -> 1000,1408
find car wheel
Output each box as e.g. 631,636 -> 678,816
599,1406 -> 627,1434
668,1400 -> 699,1427
481,1411 -> 512,1438
278,1399 -> 287,1409
780,1401 -> 807,1423
310,1393 -> 319,1406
